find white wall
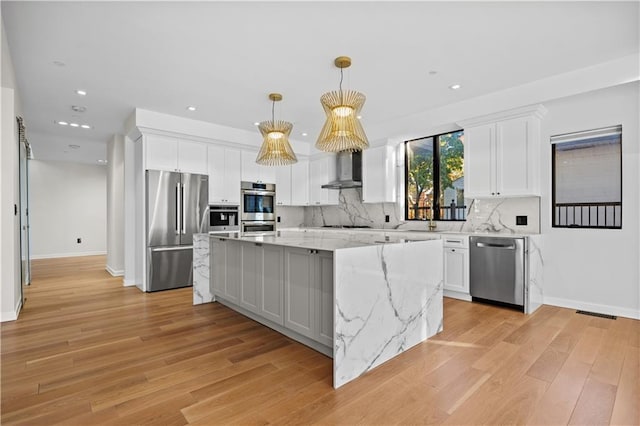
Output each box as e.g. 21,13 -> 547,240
1,13 -> 23,322
29,160 -> 107,258
540,82 -> 639,319
106,135 -> 124,276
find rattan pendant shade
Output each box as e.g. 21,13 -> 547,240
256,93 -> 297,166
316,56 -> 369,152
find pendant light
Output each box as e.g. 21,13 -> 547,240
256,93 -> 297,166
316,56 -> 369,152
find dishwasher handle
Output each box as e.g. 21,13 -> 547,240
476,242 -> 516,249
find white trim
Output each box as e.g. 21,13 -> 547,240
106,265 -> 124,277
1,297 -> 22,322
123,279 -> 137,287
544,296 -> 640,320
444,290 -> 472,302
30,251 -> 107,260
456,104 -> 547,128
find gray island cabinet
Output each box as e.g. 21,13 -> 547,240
205,230 -> 444,388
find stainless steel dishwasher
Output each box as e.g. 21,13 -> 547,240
469,236 -> 525,310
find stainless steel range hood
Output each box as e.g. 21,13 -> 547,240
322,151 -> 362,189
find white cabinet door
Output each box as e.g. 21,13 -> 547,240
208,146 -> 241,204
496,116 -> 535,196
291,159 -> 310,206
239,242 -> 260,314
464,124 -> 495,198
145,135 -> 178,171
178,140 -> 208,174
284,247 -> 315,339
362,145 -> 396,203
224,240 -> 241,303
224,149 -> 241,204
444,247 -> 469,294
275,166 -> 292,206
309,156 -> 339,206
259,244 -> 284,325
208,145 -> 226,203
210,238 -> 226,296
241,150 -> 276,184
315,250 -> 334,347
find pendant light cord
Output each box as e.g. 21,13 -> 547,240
272,99 -> 275,124
339,66 -> 344,105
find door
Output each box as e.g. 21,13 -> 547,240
469,237 -> 524,306
19,132 -> 31,289
180,173 -> 208,244
464,124 -> 495,197
240,242 -> 260,313
146,170 -> 181,247
148,246 -> 193,291
315,250 -> 334,346
284,247 -> 315,339
496,117 -> 530,196
260,245 -> 284,325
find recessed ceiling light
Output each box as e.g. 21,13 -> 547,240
69,123 -> 79,127
186,106 -> 197,111
449,84 -> 461,90
76,90 -> 87,96
68,144 -> 80,149
80,124 -> 91,129
254,122 -> 260,126
97,159 -> 108,164
302,132 -> 308,136
57,121 -> 68,126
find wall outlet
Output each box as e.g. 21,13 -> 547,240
77,238 -> 82,244
516,216 -> 528,226
385,215 -> 390,223
277,216 -> 281,223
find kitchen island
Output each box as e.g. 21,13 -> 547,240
193,230 -> 443,388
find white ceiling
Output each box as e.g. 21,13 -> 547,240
2,1 -> 638,164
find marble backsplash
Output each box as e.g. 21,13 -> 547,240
277,188 -> 540,234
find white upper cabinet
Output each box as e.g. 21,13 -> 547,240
275,166 -> 292,206
208,145 -> 241,204
362,145 -> 396,203
291,159 -> 310,206
241,150 -> 277,184
460,106 -> 545,198
276,159 -> 310,207
145,134 -> 207,174
309,156 -> 339,206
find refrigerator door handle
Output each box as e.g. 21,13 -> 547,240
151,246 -> 193,252
182,183 -> 186,234
175,183 -> 181,235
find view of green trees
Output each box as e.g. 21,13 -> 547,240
406,131 -> 464,220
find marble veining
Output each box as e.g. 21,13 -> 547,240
300,188 -> 540,234
527,235 -> 544,314
333,239 -> 443,387
193,234 -> 214,305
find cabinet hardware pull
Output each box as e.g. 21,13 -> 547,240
255,243 -> 262,247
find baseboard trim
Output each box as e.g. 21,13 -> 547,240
444,290 -> 472,302
544,296 -> 640,320
106,265 -> 124,277
123,279 -> 137,287
30,251 -> 107,260
1,297 -> 22,322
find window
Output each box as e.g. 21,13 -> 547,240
552,125 -> 622,229
405,130 -> 465,221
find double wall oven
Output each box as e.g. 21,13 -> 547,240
240,181 -> 276,235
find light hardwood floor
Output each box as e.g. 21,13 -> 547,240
1,255 -> 638,425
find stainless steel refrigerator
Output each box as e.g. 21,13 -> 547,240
146,170 -> 208,292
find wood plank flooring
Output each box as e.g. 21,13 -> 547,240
1,255 -> 638,425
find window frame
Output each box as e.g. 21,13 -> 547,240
404,130 -> 464,221
551,125 -> 622,229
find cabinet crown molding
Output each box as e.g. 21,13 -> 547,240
456,104 -> 547,128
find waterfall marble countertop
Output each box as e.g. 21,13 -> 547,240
208,229 -> 441,251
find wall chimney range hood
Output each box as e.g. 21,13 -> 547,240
322,150 -> 362,189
